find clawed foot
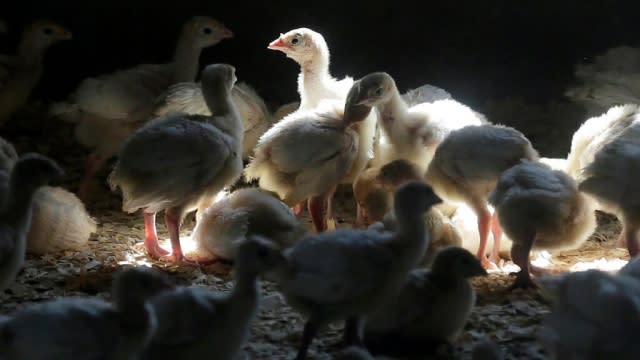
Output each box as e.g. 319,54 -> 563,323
480,257 -> 499,270
134,241 -> 170,258
292,201 -> 305,216
157,253 -> 215,266
508,272 -> 538,290
327,217 -> 337,231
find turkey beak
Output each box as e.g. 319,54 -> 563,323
221,27 -> 234,39
268,36 -> 288,51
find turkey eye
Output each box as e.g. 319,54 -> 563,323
203,28 -> 212,35
291,36 -> 301,45
375,87 -> 384,96
43,28 -> 53,35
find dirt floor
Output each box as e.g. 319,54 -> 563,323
0,103 -> 631,360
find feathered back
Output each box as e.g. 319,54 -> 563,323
579,123 -> 640,211
401,83 -> 452,107
566,104 -> 640,180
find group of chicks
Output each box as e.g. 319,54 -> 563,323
0,15 -> 640,360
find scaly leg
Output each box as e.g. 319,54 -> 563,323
77,152 -> 107,203
167,207 -> 218,265
296,319 -> 319,360
473,203 -> 496,269
344,316 -> 364,346
308,196 -> 327,233
490,211 -> 503,263
325,185 -> 338,230
292,200 -> 306,216
624,220 -> 639,258
509,236 -> 536,290
142,211 -> 170,258
355,204 -> 368,228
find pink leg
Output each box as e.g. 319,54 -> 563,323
490,211 -> 503,263
624,222 -> 639,258
292,201 -> 306,216
355,204 -> 368,228
165,208 -> 216,265
77,152 -> 107,203
308,196 -> 327,233
164,207 -> 188,264
474,205 -> 496,269
325,185 -> 338,224
142,211 -> 169,259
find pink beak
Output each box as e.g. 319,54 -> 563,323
268,37 -> 288,51
221,28 -> 234,39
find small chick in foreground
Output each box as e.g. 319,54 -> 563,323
141,236 -> 283,360
538,269 -> 640,360
269,181 -> 441,360
364,247 -> 487,357
191,188 -> 306,261
490,161 -> 597,288
0,267 -> 172,360
0,153 -> 63,290
359,159 -> 463,266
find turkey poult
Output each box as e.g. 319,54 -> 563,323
0,153 -> 63,290
346,72 -> 487,171
190,188 -> 306,262
538,269 -> 640,360
579,122 -> 640,257
140,236 -> 284,360
0,267 -> 173,360
267,27 -> 353,110
27,186 -> 97,254
425,124 -> 540,268
245,77 -> 377,233
266,27 -> 358,216
0,137 -> 96,254
0,20 -> 71,127
360,160 -> 463,267
364,247 -> 487,357
152,79 -> 272,161
108,64 -> 243,265
565,104 -> 640,181
489,161 -> 597,288
268,181 -> 442,360
51,16 -> 232,202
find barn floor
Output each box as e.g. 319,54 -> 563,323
0,102 -> 631,360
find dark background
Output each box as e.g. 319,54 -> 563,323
2,0 -> 639,116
